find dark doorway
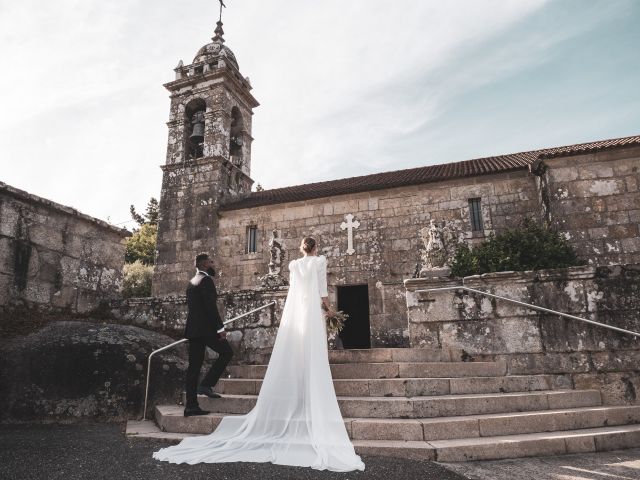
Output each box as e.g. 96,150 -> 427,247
337,285 -> 371,349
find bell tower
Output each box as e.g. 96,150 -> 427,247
153,18 -> 259,296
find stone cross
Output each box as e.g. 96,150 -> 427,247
340,213 -> 360,255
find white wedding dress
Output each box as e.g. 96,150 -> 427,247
153,255 -> 365,472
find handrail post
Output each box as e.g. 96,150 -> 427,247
142,301 -> 276,420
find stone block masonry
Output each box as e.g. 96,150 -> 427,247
215,170 -> 543,348
405,264 -> 640,405
537,146 -> 640,265
110,288 -> 288,365
0,182 -> 129,321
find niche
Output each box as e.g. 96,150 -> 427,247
229,106 -> 243,160
185,98 -> 206,159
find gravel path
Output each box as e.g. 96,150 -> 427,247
0,423 -> 468,480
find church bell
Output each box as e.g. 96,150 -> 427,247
189,112 -> 205,144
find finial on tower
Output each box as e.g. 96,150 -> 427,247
213,0 -> 226,43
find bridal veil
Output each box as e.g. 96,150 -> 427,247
153,255 -> 365,472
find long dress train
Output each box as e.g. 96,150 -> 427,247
153,255 -> 365,472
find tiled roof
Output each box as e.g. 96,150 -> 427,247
220,134 -> 640,211
538,135 -> 640,159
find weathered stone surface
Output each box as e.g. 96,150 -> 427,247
573,372 -> 640,405
352,439 -> 436,461
0,321 -> 186,422
0,182 -> 128,318
403,264 -> 640,409
351,418 -> 423,441
448,375 -> 565,395
546,389 -> 601,409
421,416 -> 480,441
398,361 -> 507,378
110,289 -> 287,365
440,318 -> 542,354
431,434 -> 568,462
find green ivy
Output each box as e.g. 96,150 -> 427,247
450,218 -> 582,277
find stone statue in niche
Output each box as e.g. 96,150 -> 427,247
259,229 -> 289,288
267,229 -> 284,275
416,220 -> 466,277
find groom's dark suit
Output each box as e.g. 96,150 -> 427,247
184,270 -> 233,409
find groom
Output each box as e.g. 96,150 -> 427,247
183,252 -> 234,417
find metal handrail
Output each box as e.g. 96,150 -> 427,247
415,286 -> 640,338
142,301 -> 276,420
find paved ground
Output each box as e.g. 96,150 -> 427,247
443,448 -> 640,480
0,423 -> 467,480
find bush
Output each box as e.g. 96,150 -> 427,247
450,218 -> 582,277
122,260 -> 153,298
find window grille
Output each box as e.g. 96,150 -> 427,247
246,226 -> 258,253
468,198 -> 483,232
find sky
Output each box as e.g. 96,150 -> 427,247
0,0 -> 639,229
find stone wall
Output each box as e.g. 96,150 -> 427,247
535,146 -> 640,265
405,264 -> 640,405
0,182 -> 129,317
110,287 -> 287,364
215,170 -> 542,347
152,157 -> 253,297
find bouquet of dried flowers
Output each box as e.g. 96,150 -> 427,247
325,309 -> 348,337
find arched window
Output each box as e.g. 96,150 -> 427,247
185,99 -> 206,159
229,106 -> 243,160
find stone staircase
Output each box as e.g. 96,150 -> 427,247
138,348 -> 640,462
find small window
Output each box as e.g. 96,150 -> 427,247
468,198 -> 483,232
194,66 -> 203,75
246,226 -> 258,253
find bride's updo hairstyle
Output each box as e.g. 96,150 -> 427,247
300,236 -> 317,254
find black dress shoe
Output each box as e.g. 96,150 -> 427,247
184,406 -> 210,417
197,386 -> 221,398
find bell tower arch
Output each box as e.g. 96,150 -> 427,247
153,18 -> 259,295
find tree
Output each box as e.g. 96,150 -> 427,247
125,197 -> 158,265
130,197 -> 159,227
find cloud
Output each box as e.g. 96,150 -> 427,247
1,0 -> 637,225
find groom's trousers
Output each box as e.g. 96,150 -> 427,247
185,335 -> 234,408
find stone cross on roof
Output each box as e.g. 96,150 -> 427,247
213,0 -> 227,43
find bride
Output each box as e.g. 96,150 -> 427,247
153,237 -> 365,472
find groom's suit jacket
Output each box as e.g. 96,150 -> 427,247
184,271 -> 224,339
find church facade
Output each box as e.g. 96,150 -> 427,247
152,21 -> 640,348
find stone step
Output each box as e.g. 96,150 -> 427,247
431,424 -> 640,462
327,348 -> 465,364
127,420 -> 437,461
157,404 -> 639,440
215,374 -> 573,397
372,405 -> 640,441
130,421 -> 640,462
186,389 -> 601,419
227,360 -> 507,380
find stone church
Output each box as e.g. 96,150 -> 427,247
3,13 -> 640,463
151,19 -> 640,349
